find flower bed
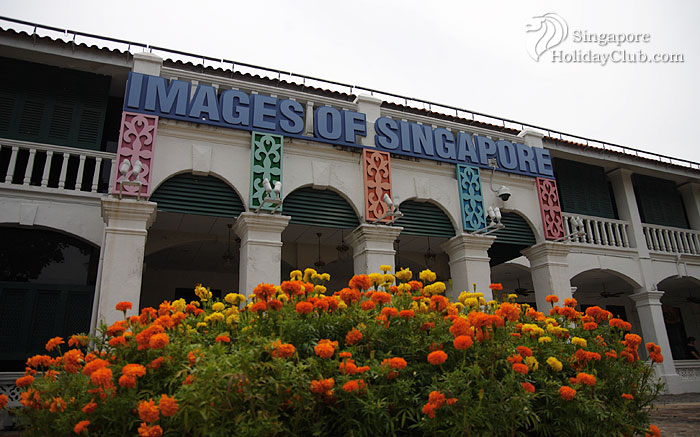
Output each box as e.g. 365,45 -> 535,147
3,267 -> 663,436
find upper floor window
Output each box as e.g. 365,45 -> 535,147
553,158 -> 617,219
633,174 -> 689,229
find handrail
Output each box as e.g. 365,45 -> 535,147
1,16 -> 699,171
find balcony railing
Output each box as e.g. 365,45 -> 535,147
643,223 -> 700,255
562,212 -> 631,248
0,139 -> 115,195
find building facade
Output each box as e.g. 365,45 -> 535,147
2,22 -> 700,420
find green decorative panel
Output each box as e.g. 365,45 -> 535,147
250,132 -> 283,212
553,158 -> 616,219
394,200 -> 456,238
633,174 -> 689,229
283,187 -> 359,229
150,173 -> 245,218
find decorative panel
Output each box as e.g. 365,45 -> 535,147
536,177 -> 565,240
249,132 -> 283,212
456,164 -> 486,232
362,149 -> 392,223
111,111 -> 158,198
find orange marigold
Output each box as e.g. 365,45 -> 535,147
16,375 -> 34,388
342,379 -> 366,393
108,336 -> 128,347
45,336 -> 65,352
83,358 -> 109,377
559,385 -> 577,401
427,350 -> 448,365
428,391 -> 446,407
314,339 -> 337,359
545,295 -> 559,304
521,382 -> 535,393
253,282 -> 277,301
138,423 -> 163,437
380,306 -> 399,318
349,274 -> 372,291
159,394 -> 178,417
575,372 -> 596,386
310,378 -> 335,395
512,363 -> 529,374
583,322 -> 598,330
49,397 -> 67,413
399,309 -> 415,318
138,399 -> 160,423
90,367 -> 113,387
345,329 -> 363,345
271,341 -> 296,358
645,424 -> 661,437
118,375 -> 137,388
609,318 -> 632,330
63,349 -> 83,374
68,335 -> 89,348
381,357 -> 408,370
563,298 -> 577,308
295,301 -> 313,314
360,300 -> 376,311
148,333 -> 170,349
81,401 -> 97,414
496,302 -> 521,322
371,292 -> 392,305
621,393 -> 634,400
453,335 -> 473,350
149,357 -> 166,369
116,301 -> 132,312
0,394 -> 8,411
489,283 -> 503,290
250,301 -> 268,312
422,402 -> 437,418
215,335 -> 231,343
73,420 -> 90,434
516,346 -> 533,357
122,363 -> 146,378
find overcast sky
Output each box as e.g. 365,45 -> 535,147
4,1 -> 700,163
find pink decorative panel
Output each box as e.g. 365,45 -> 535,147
536,177 -> 565,240
111,112 -> 158,198
363,149 -> 393,223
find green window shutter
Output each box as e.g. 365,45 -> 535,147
633,174 -> 689,229
283,187 -> 359,228
394,200 -> 455,238
491,212 -> 536,246
553,158 -> 616,219
150,173 -> 245,218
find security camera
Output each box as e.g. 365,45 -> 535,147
497,186 -> 511,201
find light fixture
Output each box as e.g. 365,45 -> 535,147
336,229 -> 350,261
424,236 -> 437,265
314,232 -> 325,267
255,177 -> 282,213
371,193 -> 404,224
222,224 -> 235,268
555,215 -> 586,242
470,206 -> 505,235
487,158 -> 512,201
116,159 -> 145,199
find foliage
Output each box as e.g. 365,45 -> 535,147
7,267 -> 664,436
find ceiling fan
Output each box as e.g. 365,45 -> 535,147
599,283 -> 623,299
514,278 -> 534,296
686,293 -> 700,305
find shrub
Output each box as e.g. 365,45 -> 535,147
7,269 -> 663,436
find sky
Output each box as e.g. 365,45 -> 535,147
4,0 -> 700,163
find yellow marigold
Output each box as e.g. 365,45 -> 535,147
380,264 -> 391,273
171,298 -> 186,312
525,356 -> 539,371
419,269 -> 437,283
368,273 -> 383,288
196,322 -> 207,329
212,302 -> 225,312
224,293 -> 245,305
507,293 -> 518,300
208,312 -> 225,323
303,268 -> 317,283
464,297 -> 479,307
314,285 -> 327,294
290,270 -> 302,280
383,274 -> 395,285
194,284 -> 212,301
571,337 -> 587,348
226,314 -> 240,325
320,273 -> 331,282
395,268 -> 412,282
547,356 -> 563,372
538,336 -> 552,344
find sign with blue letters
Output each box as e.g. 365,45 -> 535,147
124,72 -> 554,178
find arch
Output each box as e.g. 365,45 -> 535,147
657,275 -> 700,289
567,256 -> 643,289
570,268 -> 642,291
282,186 -> 360,229
150,172 -> 245,218
394,199 -> 456,238
488,211 -> 537,266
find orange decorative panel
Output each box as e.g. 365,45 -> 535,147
536,177 -> 565,240
362,149 -> 392,223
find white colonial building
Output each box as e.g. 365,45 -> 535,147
1,18 -> 700,420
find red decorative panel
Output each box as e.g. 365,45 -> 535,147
112,112 -> 158,198
362,149 -> 392,223
536,177 -> 565,240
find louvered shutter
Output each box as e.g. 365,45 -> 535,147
394,200 -> 455,238
553,158 -> 616,219
283,187 -> 360,229
633,174 -> 689,229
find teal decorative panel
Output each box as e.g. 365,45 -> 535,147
250,132 -> 283,212
456,164 -> 486,232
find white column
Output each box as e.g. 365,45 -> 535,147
522,242 -> 572,311
347,224 -> 403,275
608,169 -> 648,256
96,198 -> 157,327
441,233 -> 496,301
233,212 -> 290,297
629,289 -> 684,394
354,94 -> 382,147
132,52 -> 163,76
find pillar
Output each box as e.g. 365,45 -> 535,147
608,169 -> 648,256
522,241 -> 572,311
355,94 -> 382,147
233,212 -> 290,297
629,289 -> 684,394
441,234 -> 496,301
95,198 -> 157,326
347,224 -> 403,275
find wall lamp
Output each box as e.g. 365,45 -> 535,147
470,206 -> 505,236
254,178 -> 282,213
372,193 -> 404,224
117,158 -> 144,199
555,215 -> 586,242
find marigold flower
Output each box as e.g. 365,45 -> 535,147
381,357 -> 408,370
545,295 -> 559,304
74,420 -> 90,434
395,268 -> 412,282
538,336 -> 552,344
116,301 -> 132,312
90,367 -> 113,387
49,397 -> 67,413
271,341 -> 296,358
427,350 -> 448,365
575,372 -> 596,386
149,357 -> 166,369
109,336 -> 128,347
645,425 -> 661,437
571,337 -> 587,348
453,335 -> 473,350
149,333 -> 170,349
488,283 -> 503,290
295,301 -> 313,314
342,379 -> 366,393
118,375 -> 137,388
0,394 -> 8,411
122,363 -> 146,378
215,335 -> 231,343
419,269 -> 437,283
349,274 -> 372,291
314,339 -> 337,359
583,322 -> 598,330
138,398 -> 160,423
345,329 -> 363,345
547,357 -> 563,372
609,318 -> 632,330
360,300 -> 376,311
516,346 -> 533,357
621,393 -> 634,400
563,298 -> 577,308
27,354 -> 53,368
310,378 -> 335,395
446,397 -> 458,405
380,307 -> 399,318
649,351 -> 664,363
16,374 -> 34,387
496,302 -> 521,322
521,382 -> 535,393
138,423 -> 163,437
399,309 -> 415,318
422,401 -> 437,418
45,336 -> 65,352
512,363 -> 529,374
339,352 -> 352,358
559,385 -> 577,401
428,391 -> 445,407
421,322 -> 435,331
81,401 -> 97,414
159,394 -> 178,417
371,292 -> 391,305
68,335 -> 89,348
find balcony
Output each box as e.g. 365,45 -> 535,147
644,223 -> 700,255
562,212 -> 631,248
0,139 -> 115,197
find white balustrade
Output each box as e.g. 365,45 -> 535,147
0,139 -> 115,195
643,223 -> 700,255
562,212 -> 631,248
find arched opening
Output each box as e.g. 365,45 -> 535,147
490,262 -> 536,308
143,173 -> 245,308
657,276 -> 700,360
0,225 -> 98,371
488,212 -> 537,267
281,186 -> 360,292
394,199 -> 456,290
